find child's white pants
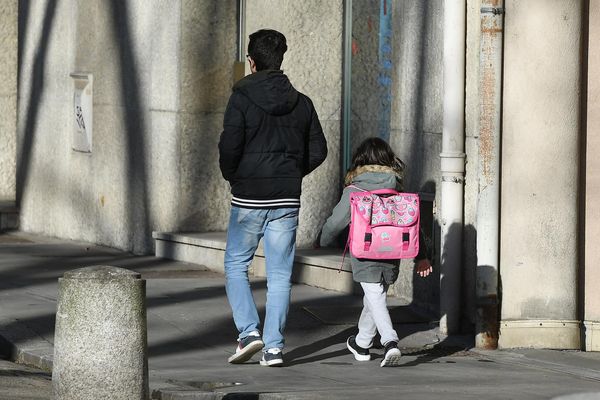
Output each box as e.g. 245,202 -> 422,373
355,281 -> 399,349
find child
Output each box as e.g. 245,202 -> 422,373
319,137 -> 433,367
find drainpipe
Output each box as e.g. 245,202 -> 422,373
475,0 -> 504,349
237,0 -> 246,62
440,0 -> 466,335
233,0 -> 246,82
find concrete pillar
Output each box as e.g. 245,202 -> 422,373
53,266 -> 148,399
475,0 -> 504,350
585,0 -> 600,352
499,0 -> 583,349
0,0 -> 17,200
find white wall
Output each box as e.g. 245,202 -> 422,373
499,0 -> 582,349
585,0 -> 600,351
17,0 -> 237,253
0,0 -> 17,201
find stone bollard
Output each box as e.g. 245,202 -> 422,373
52,265 -> 148,400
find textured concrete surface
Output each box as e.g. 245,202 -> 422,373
1,232 -> 600,400
246,0 -> 344,248
16,0 -> 341,252
462,0 -> 484,332
585,0 -> 600,351
16,1 -> 237,254
0,0 -> 17,201
177,0 -> 236,237
499,0 -> 582,348
53,266 -> 148,399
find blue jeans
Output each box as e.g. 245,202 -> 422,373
224,206 -> 299,350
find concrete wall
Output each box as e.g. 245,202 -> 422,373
0,0 -> 17,200
17,0 -> 237,253
499,0 -> 582,349
177,0 -> 237,235
463,0 -> 483,332
17,0 -> 342,252
389,1 -> 444,310
585,0 -> 600,351
245,1 -> 344,248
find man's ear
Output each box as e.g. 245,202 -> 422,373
248,57 -> 257,73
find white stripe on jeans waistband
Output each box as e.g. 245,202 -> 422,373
231,196 -> 300,208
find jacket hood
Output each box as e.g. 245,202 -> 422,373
233,70 -> 299,115
345,165 -> 403,191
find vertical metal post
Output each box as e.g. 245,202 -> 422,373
440,0 -> 466,335
476,0 -> 504,349
237,0 -> 246,62
342,0 -> 353,173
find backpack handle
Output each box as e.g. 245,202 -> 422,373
366,189 -> 400,196
347,185 -> 399,196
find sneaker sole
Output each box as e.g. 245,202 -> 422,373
346,339 -> 370,361
259,358 -> 284,367
380,348 -> 402,367
228,340 -> 264,364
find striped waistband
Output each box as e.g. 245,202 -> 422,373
231,196 -> 300,209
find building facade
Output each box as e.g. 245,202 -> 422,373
1,0 -> 598,350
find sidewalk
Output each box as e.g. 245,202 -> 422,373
0,231 -> 599,400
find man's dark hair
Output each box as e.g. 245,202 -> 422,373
248,29 -> 287,71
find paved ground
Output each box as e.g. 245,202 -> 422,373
0,231 -> 599,399
0,359 -> 51,400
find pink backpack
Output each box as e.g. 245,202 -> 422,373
347,187 -> 420,260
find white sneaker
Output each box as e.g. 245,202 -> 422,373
227,332 -> 264,364
259,347 -> 284,367
380,341 -> 402,367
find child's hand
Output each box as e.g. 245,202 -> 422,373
416,259 -> 433,277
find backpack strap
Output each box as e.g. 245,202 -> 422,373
338,185 -> 363,273
338,237 -> 349,273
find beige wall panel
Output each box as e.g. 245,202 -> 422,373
0,0 -> 18,200
499,0 -> 582,349
18,1 -> 186,253
177,0 -> 236,237
585,0 -> 600,350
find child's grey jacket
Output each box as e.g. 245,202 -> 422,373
319,165 -> 426,284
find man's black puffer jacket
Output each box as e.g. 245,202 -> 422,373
219,70 -> 327,208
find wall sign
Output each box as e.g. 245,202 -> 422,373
70,73 -> 93,153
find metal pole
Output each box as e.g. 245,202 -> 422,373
476,0 -> 504,350
440,0 -> 466,335
237,0 -> 246,62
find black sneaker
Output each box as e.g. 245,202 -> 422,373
380,341 -> 402,367
260,348 -> 284,367
346,336 -> 370,361
228,332 -> 264,364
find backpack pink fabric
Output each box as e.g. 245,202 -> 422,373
348,187 -> 420,259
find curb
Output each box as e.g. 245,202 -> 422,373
0,317 -> 54,372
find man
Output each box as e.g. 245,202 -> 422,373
218,29 -> 327,367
